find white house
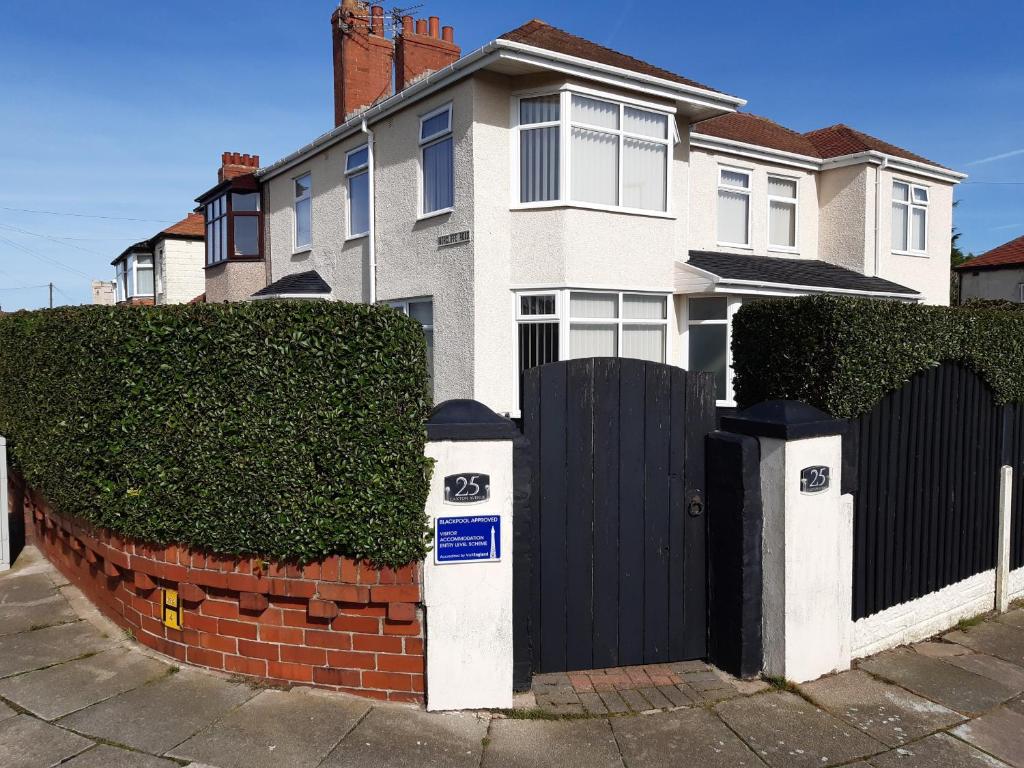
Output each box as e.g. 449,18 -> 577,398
205,3 -> 964,413
111,213 -> 205,306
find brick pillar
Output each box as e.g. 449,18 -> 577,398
395,15 -> 460,91
332,1 -> 394,125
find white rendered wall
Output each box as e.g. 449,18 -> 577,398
423,439 -> 514,711
960,267 -> 1024,304
1009,567 -> 1024,601
157,238 -> 205,305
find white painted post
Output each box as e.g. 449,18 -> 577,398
0,435 -> 9,572
995,465 -> 1013,613
422,400 -> 517,711
723,402 -> 851,684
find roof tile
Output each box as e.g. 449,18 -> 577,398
955,234 -> 1024,270
803,124 -> 946,169
692,112 -> 822,158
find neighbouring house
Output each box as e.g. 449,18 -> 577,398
954,234 -> 1024,304
91,280 -> 116,305
200,2 -> 964,413
111,213 -> 205,306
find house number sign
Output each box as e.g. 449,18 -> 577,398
444,473 -> 490,504
800,466 -> 830,494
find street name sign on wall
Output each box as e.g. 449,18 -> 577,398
437,230 -> 471,248
435,515 -> 501,564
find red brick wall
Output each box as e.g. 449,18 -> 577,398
395,30 -> 460,91
15,474 -> 424,703
332,4 -> 394,126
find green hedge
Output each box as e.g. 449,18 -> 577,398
732,296 -> 1024,418
0,301 -> 433,565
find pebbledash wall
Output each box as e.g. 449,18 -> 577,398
13,472 -> 425,703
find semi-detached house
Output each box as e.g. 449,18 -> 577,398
202,2 -> 965,414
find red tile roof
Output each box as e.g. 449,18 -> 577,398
692,112 -> 822,158
160,212 -> 205,239
803,124 -> 946,169
955,234 -> 1024,271
499,19 -> 722,94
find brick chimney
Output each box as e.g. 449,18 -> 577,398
332,0 -> 394,126
395,14 -> 460,91
218,152 -> 260,183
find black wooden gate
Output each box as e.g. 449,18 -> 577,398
519,358 -> 714,674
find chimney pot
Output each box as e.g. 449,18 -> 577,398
395,16 -> 460,91
428,16 -> 440,38
370,5 -> 384,35
415,18 -> 427,35
401,14 -> 413,35
442,25 -> 454,43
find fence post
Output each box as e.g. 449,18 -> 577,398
422,399 -> 518,711
0,435 -> 9,571
996,465 -> 1013,613
722,401 -> 850,684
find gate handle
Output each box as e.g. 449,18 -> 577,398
688,493 -> 704,517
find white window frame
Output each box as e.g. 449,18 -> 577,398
387,297 -> 435,393
892,179 -> 929,256
511,85 -> 676,219
133,254 -> 154,298
767,174 -> 799,253
293,172 -> 312,253
115,260 -> 126,302
681,295 -> 742,407
345,144 -> 369,240
418,103 -> 454,219
717,166 -> 753,249
1018,283 -> 1024,303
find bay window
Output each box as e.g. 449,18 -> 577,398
294,173 -> 312,250
112,250 -> 154,302
717,168 -> 751,246
199,175 -> 262,267
892,180 -> 928,253
516,90 -> 672,213
420,105 -> 454,215
346,145 -> 369,238
768,175 -> 798,250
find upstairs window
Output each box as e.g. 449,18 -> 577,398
892,181 -> 928,253
515,90 -> 672,213
768,175 -> 798,250
294,173 -> 312,250
135,254 -> 154,296
114,252 -> 153,300
205,191 -> 261,266
420,105 -> 453,215
346,145 -> 369,238
717,168 -> 751,246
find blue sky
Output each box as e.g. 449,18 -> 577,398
0,0 -> 1021,310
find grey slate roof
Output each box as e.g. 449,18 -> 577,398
252,270 -> 331,297
686,251 -> 919,296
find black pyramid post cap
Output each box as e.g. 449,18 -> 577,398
720,400 -> 846,440
427,399 -> 519,442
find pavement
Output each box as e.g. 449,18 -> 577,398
1,545 -> 1024,768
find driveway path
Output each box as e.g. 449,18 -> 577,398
2,545 -> 1024,767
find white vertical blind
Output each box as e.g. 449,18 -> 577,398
570,292 -> 618,318
892,202 -> 909,251
623,294 -> 666,319
623,138 -> 666,211
571,128 -> 618,206
520,127 -> 560,203
570,324 -> 617,358
520,95 -> 560,124
911,208 -> 927,251
423,137 -> 454,213
623,107 -> 667,139
768,177 -> 796,198
623,325 -> 665,363
717,189 -> 749,244
571,95 -> 618,128
769,200 -> 796,248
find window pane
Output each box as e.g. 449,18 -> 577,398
623,294 -> 666,319
623,324 -> 665,363
520,294 -> 556,316
570,323 -> 617,358
769,200 -> 796,248
718,189 -> 749,244
893,181 -> 909,202
421,109 -> 450,140
571,95 -> 618,129
570,292 -> 618,318
520,95 -> 560,125
571,127 -> 618,206
688,296 -> 727,321
295,174 -> 311,199
136,254 -> 153,267
911,208 -> 927,251
688,324 -> 727,398
623,107 -> 667,139
721,169 -> 749,189
892,203 -> 908,251
768,177 -> 797,199
220,217 -> 228,259
232,192 -> 259,212
520,126 -> 560,203
912,186 -> 929,204
623,138 -> 666,211
234,216 -> 259,256
136,265 -> 154,295
408,300 -> 433,326
296,197 -> 311,247
127,262 -> 136,296
423,137 -> 454,212
349,172 -> 369,235
346,146 -> 369,171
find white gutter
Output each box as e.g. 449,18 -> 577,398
821,151 -> 966,184
361,118 -> 376,305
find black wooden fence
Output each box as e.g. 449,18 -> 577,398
849,363 -> 1005,621
1008,404 -> 1024,571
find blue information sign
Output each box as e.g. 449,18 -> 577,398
435,515 -> 501,564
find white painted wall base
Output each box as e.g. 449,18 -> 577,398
0,436 -> 9,572
1009,567 -> 1024,602
851,569 -> 996,658
423,439 -> 514,711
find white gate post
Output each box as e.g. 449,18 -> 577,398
0,435 -> 10,571
422,400 -> 518,711
995,465 -> 1013,613
722,401 -> 851,684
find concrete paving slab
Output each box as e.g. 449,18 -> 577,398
0,597 -> 76,637
0,713 -> 94,768
944,654 -> 1024,692
859,648 -> 1019,715
169,687 -> 369,768
952,706 -> 1024,767
0,620 -> 115,679
611,706 -> 766,767
996,609 -> 1024,630
482,718 -> 622,768
913,641 -> 970,658
716,690 -> 885,768
947,623 -> 1024,666
0,699 -> 15,722
0,646 -> 169,720
1006,694 -> 1024,717
868,732 -> 1011,767
60,669 -> 256,755
0,571 -> 62,605
62,744 -> 181,767
323,707 -> 486,768
800,670 -> 963,746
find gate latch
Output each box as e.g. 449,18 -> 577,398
688,493 -> 704,517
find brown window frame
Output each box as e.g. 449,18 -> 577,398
201,182 -> 264,269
